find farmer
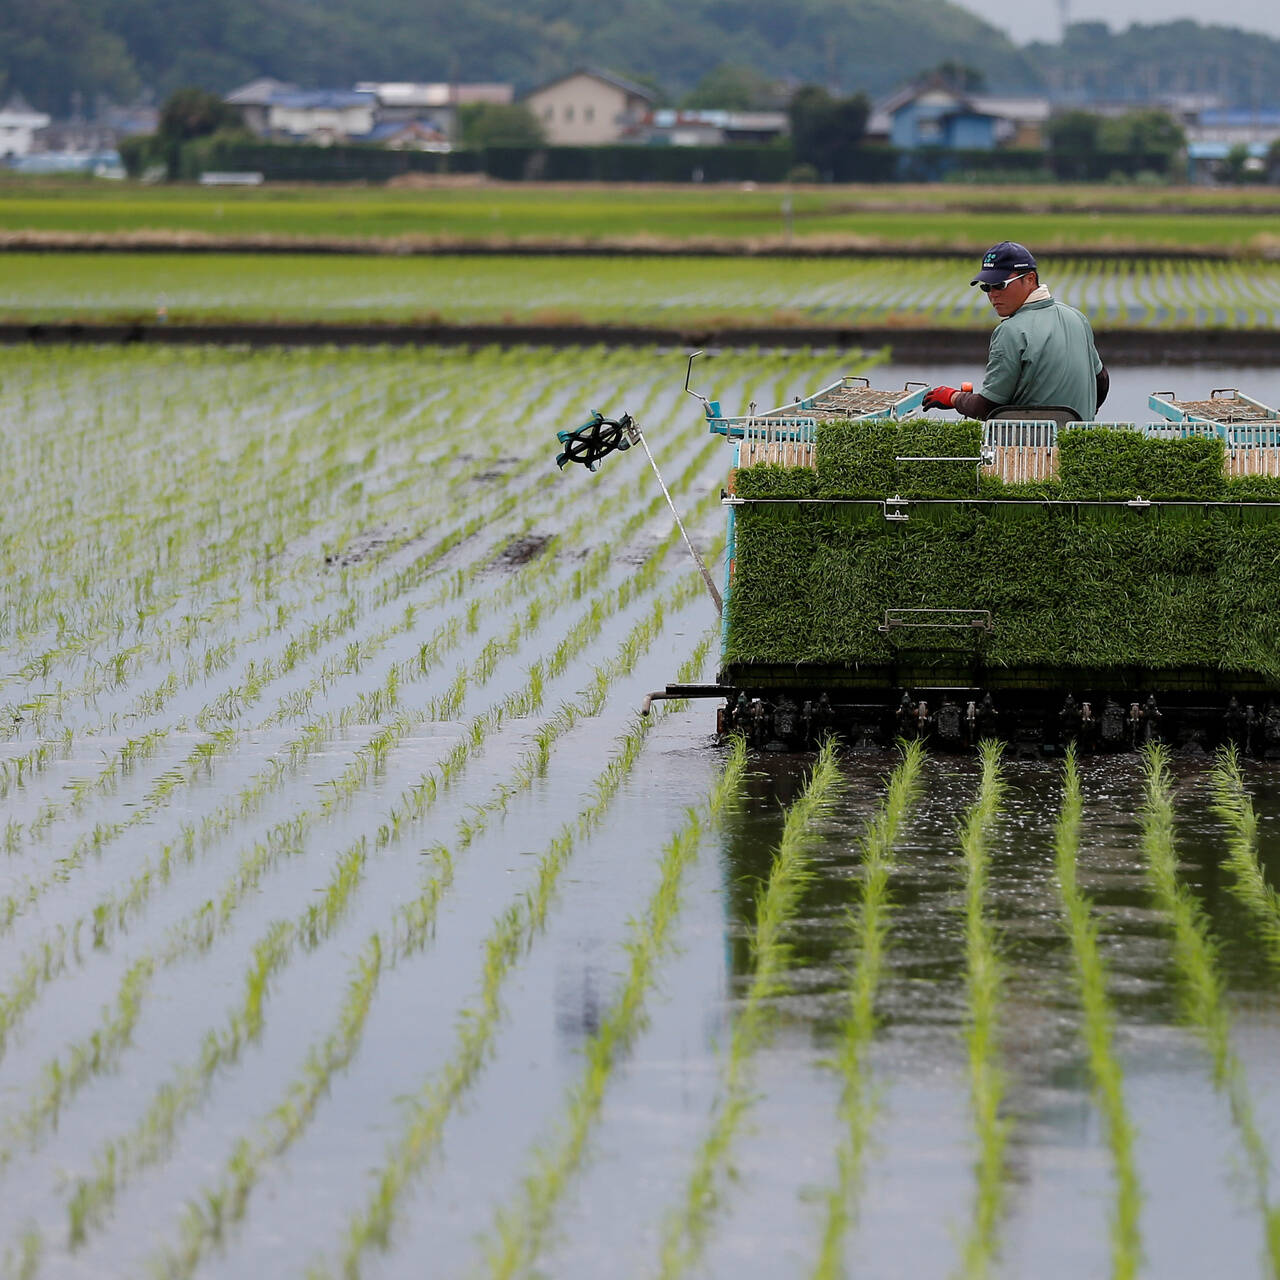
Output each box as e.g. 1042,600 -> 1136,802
923,242 -> 1109,422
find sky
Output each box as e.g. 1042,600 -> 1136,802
954,0 -> 1280,44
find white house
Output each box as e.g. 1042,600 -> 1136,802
264,90 -> 377,143
225,78 -> 299,135
224,82 -> 376,143
523,69 -> 655,145
355,82 -> 513,140
0,97 -> 52,159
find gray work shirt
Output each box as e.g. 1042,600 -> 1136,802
979,297 -> 1103,421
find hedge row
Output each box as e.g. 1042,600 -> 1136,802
146,138 -> 1185,185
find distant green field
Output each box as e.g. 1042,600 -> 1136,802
1,179 -> 1278,251
1,252 -> 1276,330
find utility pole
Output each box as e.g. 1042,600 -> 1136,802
1057,0 -> 1071,41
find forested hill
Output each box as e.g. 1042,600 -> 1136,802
1,0 -> 1032,113
2,0 -> 1278,117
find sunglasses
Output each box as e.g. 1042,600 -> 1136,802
979,271 -> 1031,294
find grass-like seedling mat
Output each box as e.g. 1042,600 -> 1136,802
726,419 -> 1280,678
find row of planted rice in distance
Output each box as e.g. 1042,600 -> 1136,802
2,254 -> 1280,329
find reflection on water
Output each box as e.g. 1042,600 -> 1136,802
708,747 -> 1280,1279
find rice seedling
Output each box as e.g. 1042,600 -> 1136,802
810,737 -> 926,1280
956,740 -> 1008,1280
1141,745 -> 1280,1275
479,734 -> 749,1279
1209,747 -> 1280,972
0,1226 -> 40,1280
1052,746 -> 1141,1280
654,739 -> 844,1280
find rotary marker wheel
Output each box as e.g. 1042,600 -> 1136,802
555,411 -> 634,472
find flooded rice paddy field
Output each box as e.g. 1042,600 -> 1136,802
3,344 -> 1280,1279
3,255 -> 1280,331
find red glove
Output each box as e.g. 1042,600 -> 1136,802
923,385 -> 958,411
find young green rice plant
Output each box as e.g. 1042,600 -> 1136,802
1053,746 -> 1141,1280
480,734 -> 749,1279
655,740 -> 844,1280
1141,744 -> 1280,1275
1209,746 -> 1280,972
956,739 -> 1008,1280
810,737 -> 926,1280
0,1224 -> 41,1280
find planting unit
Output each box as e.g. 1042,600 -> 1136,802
666,378 -> 1280,751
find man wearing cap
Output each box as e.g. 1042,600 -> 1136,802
923,242 -> 1109,422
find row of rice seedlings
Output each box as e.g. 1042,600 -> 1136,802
0,343 -> 673,866
955,740 -> 1009,1280
1141,745 -> 1280,1274
326,634 -> 725,1280
810,738 -> 927,1280
0,511 -> 706,1199
0,511 -> 680,1075
2,344 -> 564,719
0,353 -> 540,739
147,620 -> 723,1280
1052,746 -> 1141,1280
2,340 -> 691,747
0,359 -> 372,684
481,734 -> 750,1280
1208,746 -> 1280,972
655,740 -> 844,1280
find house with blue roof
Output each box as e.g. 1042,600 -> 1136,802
1185,108 -> 1280,181
870,84 -> 1049,152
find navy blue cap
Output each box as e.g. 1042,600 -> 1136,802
970,241 -> 1038,286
